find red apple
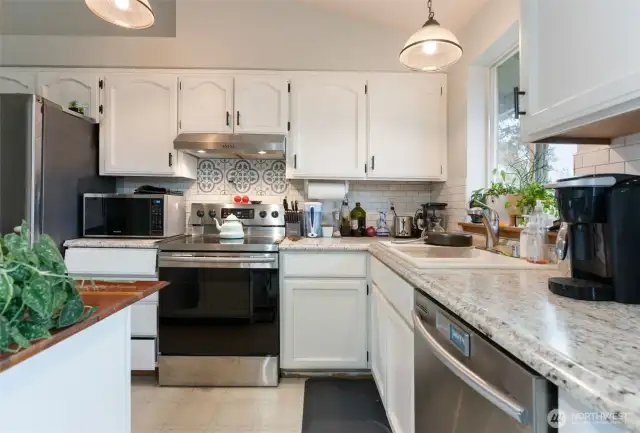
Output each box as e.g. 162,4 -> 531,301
366,226 -> 377,237
233,195 -> 242,203
242,196 -> 250,204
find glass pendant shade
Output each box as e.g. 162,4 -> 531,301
85,0 -> 155,29
399,19 -> 463,72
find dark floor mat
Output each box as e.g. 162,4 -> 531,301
302,378 -> 392,433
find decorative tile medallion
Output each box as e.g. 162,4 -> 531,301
197,158 -> 289,196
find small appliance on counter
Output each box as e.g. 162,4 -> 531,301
394,216 -> 414,238
304,202 -> 323,238
547,174 -> 640,303
83,193 -> 185,238
423,202 -> 448,233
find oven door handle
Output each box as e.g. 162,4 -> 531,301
412,309 -> 529,425
160,256 -> 276,264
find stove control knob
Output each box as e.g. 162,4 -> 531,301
271,211 -> 279,218
259,211 -> 267,218
208,210 -> 217,218
196,209 -> 205,218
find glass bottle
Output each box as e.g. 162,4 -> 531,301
350,202 -> 366,237
387,205 -> 397,237
340,200 -> 352,237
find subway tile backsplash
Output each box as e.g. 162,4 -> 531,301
117,158 -> 436,229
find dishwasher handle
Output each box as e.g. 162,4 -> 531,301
412,309 -> 529,425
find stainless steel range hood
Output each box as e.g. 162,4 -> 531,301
174,133 -> 286,159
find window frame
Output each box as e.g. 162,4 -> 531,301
488,48 -> 536,186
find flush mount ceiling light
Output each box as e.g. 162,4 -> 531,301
85,0 -> 155,30
399,0 -> 463,72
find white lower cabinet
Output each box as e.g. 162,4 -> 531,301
64,246 -> 159,371
371,259 -> 415,433
282,278 -> 368,369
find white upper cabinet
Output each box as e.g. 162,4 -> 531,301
520,0 -> 640,142
38,72 -> 100,119
178,75 -> 234,133
234,75 -> 288,134
0,70 -> 36,94
101,74 -> 178,176
289,74 -> 367,179
368,74 -> 446,180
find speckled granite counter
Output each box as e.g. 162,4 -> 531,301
281,237 -> 640,431
368,242 -> 640,432
280,236 -> 393,251
63,238 -> 161,249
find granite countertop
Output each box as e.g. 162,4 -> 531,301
0,280 -> 168,375
367,243 -> 640,432
280,236 -> 397,251
63,238 -> 162,249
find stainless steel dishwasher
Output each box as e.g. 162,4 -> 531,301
413,289 -> 556,433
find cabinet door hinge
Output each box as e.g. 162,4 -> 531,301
288,82 -> 291,93
287,121 -> 291,131
99,79 -> 104,89
99,105 -> 103,114
365,84 -> 368,94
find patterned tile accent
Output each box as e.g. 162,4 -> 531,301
197,158 -> 289,196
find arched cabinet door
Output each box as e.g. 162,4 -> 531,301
289,74 -> 367,179
38,72 -> 100,119
178,75 -> 234,133
234,75 -> 289,134
0,71 -> 36,94
101,74 -> 177,176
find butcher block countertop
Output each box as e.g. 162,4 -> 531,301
0,280 -> 168,374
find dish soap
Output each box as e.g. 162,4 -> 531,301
526,200 -> 548,264
350,202 -> 366,237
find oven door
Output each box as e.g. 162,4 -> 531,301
157,252 -> 280,386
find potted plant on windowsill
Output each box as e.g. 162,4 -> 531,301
504,148 -> 557,217
0,222 -> 96,353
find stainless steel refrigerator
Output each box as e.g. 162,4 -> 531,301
0,94 -> 115,249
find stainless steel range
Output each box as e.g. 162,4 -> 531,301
157,203 -> 284,387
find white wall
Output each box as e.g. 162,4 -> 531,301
1,0 -> 407,71
437,0 -> 520,229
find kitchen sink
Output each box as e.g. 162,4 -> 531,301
381,242 -> 557,270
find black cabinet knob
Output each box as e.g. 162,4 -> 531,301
259,211 -> 267,218
271,211 -> 279,218
196,209 -> 205,218
208,210 -> 216,218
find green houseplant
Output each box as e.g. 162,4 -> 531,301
0,222 -> 95,353
504,148 -> 558,216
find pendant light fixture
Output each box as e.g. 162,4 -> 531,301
399,0 -> 462,72
85,0 -> 155,30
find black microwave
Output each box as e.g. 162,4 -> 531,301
83,194 -> 185,238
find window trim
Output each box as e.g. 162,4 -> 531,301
487,47 -> 534,186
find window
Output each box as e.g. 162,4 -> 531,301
489,51 -> 576,186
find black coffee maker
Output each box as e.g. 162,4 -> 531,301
549,173 -> 640,303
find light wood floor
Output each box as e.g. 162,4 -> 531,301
132,376 -> 305,433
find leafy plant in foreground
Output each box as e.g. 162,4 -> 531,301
0,222 -> 95,353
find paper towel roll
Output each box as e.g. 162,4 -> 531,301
306,181 -> 348,200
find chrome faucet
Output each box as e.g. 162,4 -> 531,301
467,204 -> 500,249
